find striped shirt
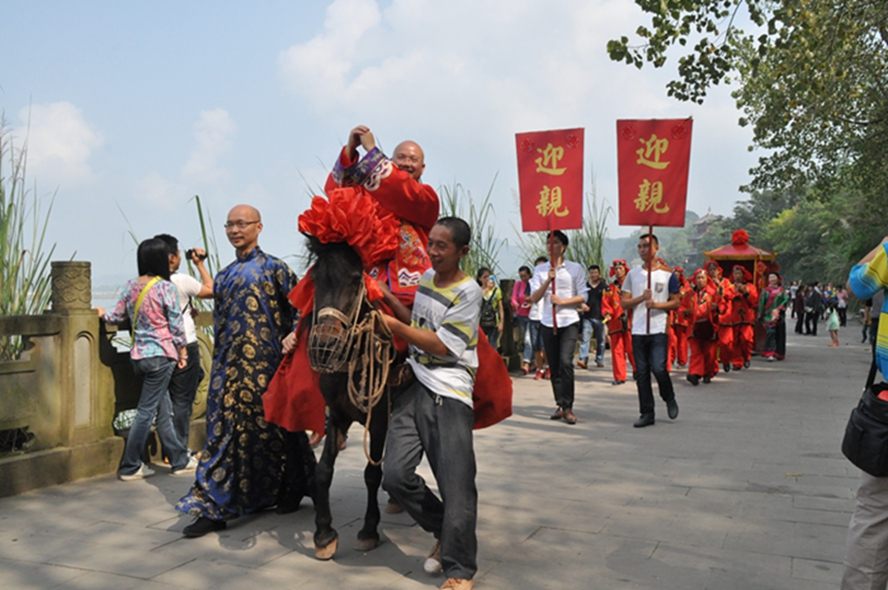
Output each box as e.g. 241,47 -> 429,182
406,269 -> 482,407
849,243 -> 888,378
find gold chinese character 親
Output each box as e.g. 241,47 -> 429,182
635,179 -> 670,214
636,134 -> 670,169
535,143 -> 566,176
536,185 -> 570,217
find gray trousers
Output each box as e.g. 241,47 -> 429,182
383,380 -> 478,580
843,471 -> 888,589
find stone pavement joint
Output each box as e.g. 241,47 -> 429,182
0,331 -> 867,588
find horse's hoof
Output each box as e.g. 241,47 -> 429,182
354,537 -> 380,552
315,537 -> 338,560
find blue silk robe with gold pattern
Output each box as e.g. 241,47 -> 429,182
177,246 -> 297,520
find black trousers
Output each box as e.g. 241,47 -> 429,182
805,312 -> 818,335
541,321 -> 580,410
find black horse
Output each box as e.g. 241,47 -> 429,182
304,235 -> 403,560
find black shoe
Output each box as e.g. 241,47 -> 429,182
686,374 -> 699,386
275,496 -> 304,514
633,414 -> 655,428
612,379 -> 625,385
702,376 -> 711,384
667,399 -> 679,420
723,363 -> 731,373
743,360 -> 750,369
183,517 -> 227,538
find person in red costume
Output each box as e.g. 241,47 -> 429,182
687,269 -> 719,385
669,266 -> 693,369
264,125 -> 512,467
602,259 -> 636,385
729,265 -> 759,370
325,125 -> 439,307
705,260 -> 735,374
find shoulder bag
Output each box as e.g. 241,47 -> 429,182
841,349 -> 888,476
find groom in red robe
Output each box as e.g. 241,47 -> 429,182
264,125 -> 511,451
326,125 -> 439,308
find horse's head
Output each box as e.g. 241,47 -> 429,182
305,235 -> 366,373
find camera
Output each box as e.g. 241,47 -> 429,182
185,249 -> 207,261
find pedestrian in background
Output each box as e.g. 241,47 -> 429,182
511,265 -> 533,375
97,238 -> 197,481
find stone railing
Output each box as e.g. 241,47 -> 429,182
0,262 -> 123,496
0,262 -> 211,497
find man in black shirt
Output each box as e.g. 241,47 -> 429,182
578,265 -> 607,369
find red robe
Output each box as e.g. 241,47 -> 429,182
729,281 -> 758,368
264,147 -> 511,434
325,147 -> 439,307
689,287 -> 719,379
711,277 -> 734,371
669,283 -> 693,367
602,281 -> 636,381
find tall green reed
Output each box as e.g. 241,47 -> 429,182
439,175 -> 506,279
0,122 -> 61,360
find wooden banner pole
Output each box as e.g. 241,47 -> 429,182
646,224 -> 653,335
549,228 -> 558,335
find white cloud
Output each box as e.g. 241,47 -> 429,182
16,102 -> 104,186
279,0 -> 758,237
181,108 -> 237,184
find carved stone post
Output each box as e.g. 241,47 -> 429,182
50,261 -> 92,312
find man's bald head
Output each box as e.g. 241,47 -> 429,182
229,204 -> 261,222
226,204 -> 263,255
393,140 -> 425,181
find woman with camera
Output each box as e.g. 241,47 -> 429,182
96,238 -> 198,480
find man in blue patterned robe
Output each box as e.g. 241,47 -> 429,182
176,204 -> 308,537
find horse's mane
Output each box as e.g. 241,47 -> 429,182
305,234 -> 363,294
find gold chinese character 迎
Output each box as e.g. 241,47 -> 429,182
636,134 -> 670,169
634,179 -> 670,214
536,185 -> 570,217
535,143 -> 567,175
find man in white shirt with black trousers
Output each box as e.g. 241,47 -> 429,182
529,230 -> 589,425
621,233 -> 680,428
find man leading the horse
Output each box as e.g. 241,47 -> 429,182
383,216 -> 481,590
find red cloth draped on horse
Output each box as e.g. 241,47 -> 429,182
263,185 -> 511,436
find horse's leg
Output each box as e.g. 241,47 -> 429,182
313,417 -> 342,560
355,397 -> 388,551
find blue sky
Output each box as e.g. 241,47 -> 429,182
2,0 -> 758,287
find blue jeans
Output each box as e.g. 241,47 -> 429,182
527,319 -> 544,353
578,318 -> 605,364
631,333 -> 675,417
514,315 -> 531,363
120,356 -> 189,475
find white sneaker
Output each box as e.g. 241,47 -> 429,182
171,455 -> 199,476
424,539 -> 442,574
118,464 -> 155,481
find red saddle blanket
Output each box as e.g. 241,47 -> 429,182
263,307 -> 512,435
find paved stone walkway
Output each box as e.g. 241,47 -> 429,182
0,328 -> 869,589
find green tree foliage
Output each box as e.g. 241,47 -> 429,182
608,0 -> 888,264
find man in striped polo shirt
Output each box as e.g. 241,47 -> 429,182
383,216 -> 481,590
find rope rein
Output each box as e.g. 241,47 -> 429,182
309,280 -> 394,466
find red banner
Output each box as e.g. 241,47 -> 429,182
616,119 -> 692,228
516,128 -> 584,232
